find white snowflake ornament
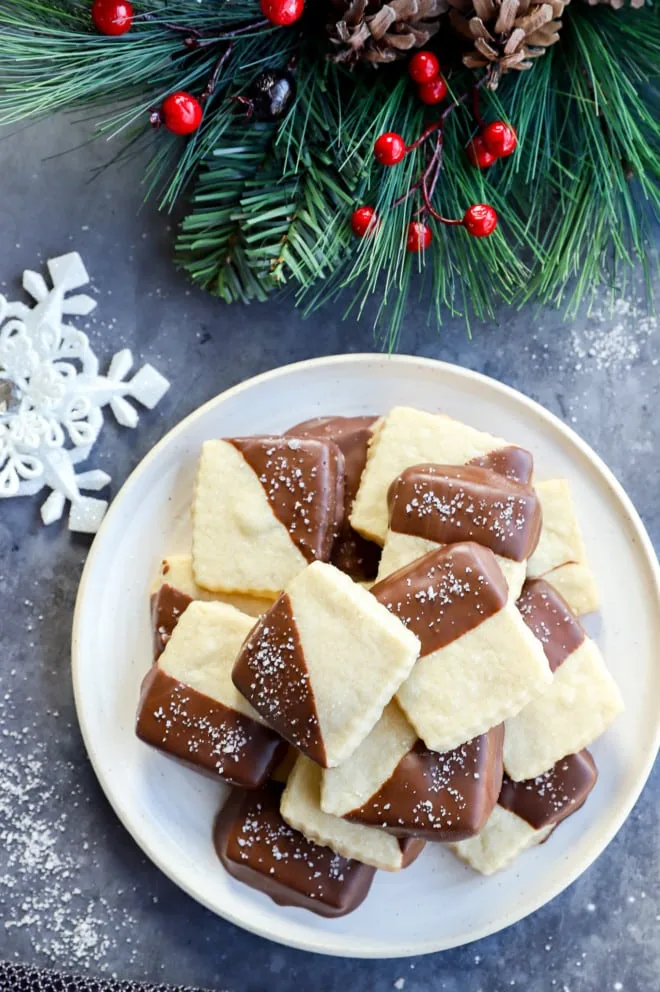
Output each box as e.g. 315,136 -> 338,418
0,252 -> 170,532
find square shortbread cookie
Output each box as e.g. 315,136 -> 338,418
136,600 -> 285,788
152,554 -> 273,659
452,751 -> 597,874
377,463 -> 542,599
321,702 -> 504,842
232,561 -> 421,768
350,406 -> 533,545
285,416 -> 382,581
192,436 -> 345,597
281,756 -> 424,872
372,543 -> 552,753
504,580 -> 624,781
214,783 -> 376,917
526,479 -> 599,616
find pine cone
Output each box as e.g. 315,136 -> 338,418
328,0 -> 448,65
449,0 -> 570,88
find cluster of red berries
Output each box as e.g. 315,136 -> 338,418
467,121 -> 518,170
350,49 -> 519,250
408,51 -> 447,106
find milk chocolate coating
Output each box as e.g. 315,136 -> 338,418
388,464 -> 542,562
232,593 -> 327,767
136,667 -> 286,789
286,416 -> 381,580
517,578 -> 586,673
371,542 -> 508,656
346,725 -> 504,842
229,436 -> 345,564
151,584 -> 193,661
468,446 -> 534,485
214,784 -> 377,917
498,750 -> 597,830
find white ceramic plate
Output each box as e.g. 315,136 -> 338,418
72,354 -> 660,958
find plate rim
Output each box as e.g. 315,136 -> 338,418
71,353 -> 660,958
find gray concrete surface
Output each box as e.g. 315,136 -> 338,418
0,113 -> 658,992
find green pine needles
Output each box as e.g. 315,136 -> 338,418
0,0 -> 658,344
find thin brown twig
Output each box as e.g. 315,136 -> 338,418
201,44 -> 234,101
142,15 -> 270,47
395,72 -> 489,221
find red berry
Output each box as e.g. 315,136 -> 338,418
417,76 -> 447,106
260,0 -> 305,26
374,132 -> 406,167
92,0 -> 133,35
481,121 -> 517,158
467,135 -> 497,170
351,206 -> 378,238
463,204 -> 498,238
406,221 -> 432,253
408,51 -> 440,84
161,92 -> 203,135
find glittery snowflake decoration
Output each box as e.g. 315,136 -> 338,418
0,252 -> 169,532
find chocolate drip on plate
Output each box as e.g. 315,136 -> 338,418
468,446 -> 534,485
286,416 -> 381,580
136,667 -> 285,789
232,593 -> 327,766
214,784 -> 376,917
372,542 -> 508,656
347,726 -> 504,842
498,750 -> 597,831
517,578 -> 585,672
229,436 -> 345,564
387,463 -> 542,562
151,584 -> 193,661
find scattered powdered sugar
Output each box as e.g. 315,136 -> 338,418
0,679 -> 139,970
568,298 -> 657,373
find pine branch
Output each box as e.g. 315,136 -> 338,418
0,0 -> 657,343
176,126 -> 275,303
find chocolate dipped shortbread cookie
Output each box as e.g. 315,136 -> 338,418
214,783 -> 376,917
192,436 -> 345,597
321,702 -> 504,842
350,406 -> 533,545
372,543 -> 551,753
503,580 -> 623,781
232,561 -> 420,767
453,750 -> 597,874
137,601 -> 285,788
378,464 -> 542,599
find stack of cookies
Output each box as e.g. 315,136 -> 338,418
136,408 -> 623,918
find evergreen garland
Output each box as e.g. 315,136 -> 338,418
0,0 -> 657,344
